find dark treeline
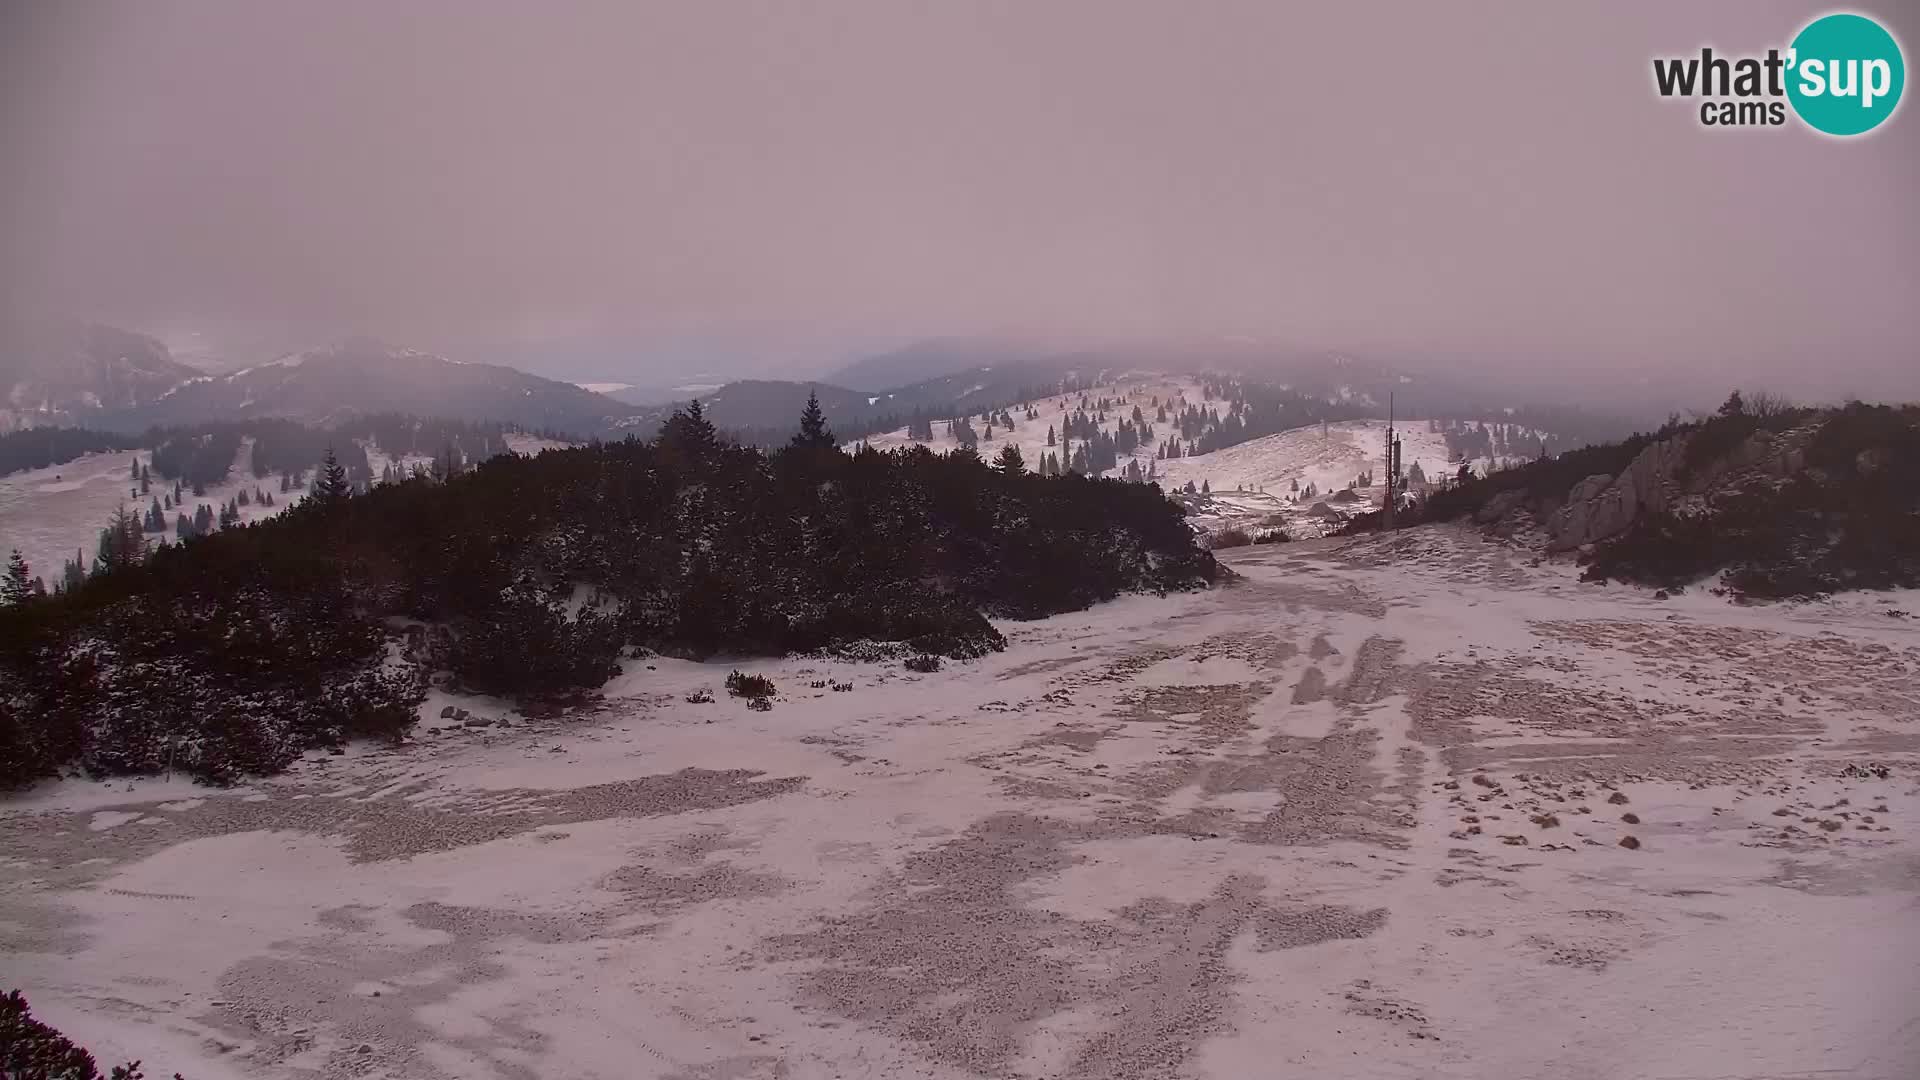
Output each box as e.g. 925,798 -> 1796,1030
1183,378 -> 1376,455
148,428 -> 245,488
0,402 -> 1215,786
0,427 -> 142,477
1426,410 -> 1619,461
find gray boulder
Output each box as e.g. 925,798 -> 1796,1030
1546,435 -> 1685,552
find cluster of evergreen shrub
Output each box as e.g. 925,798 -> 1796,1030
0,399 -> 1214,786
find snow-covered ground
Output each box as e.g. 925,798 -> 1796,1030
500,432 -> 574,457
0,441 -> 294,589
0,435 -> 577,588
6,526 -> 1916,1079
853,374 -> 1528,537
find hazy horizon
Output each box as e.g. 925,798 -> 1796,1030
4,2 -> 1916,400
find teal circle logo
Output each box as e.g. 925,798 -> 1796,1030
1787,13 -> 1905,136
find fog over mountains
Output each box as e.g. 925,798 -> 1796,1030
1,321 -> 1678,447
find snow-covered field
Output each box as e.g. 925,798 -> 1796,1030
853,374 -> 1525,536
0,442 -> 292,589
501,432 -> 575,457
0,435 -> 576,588
6,526 -> 1917,1079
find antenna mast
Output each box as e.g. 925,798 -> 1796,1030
1382,393 -> 1402,530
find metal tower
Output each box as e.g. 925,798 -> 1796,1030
1382,393 -> 1403,530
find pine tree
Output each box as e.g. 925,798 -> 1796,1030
791,389 -> 836,450
1046,425 -> 1055,447
315,447 -> 351,505
3,549 -> 32,606
661,399 -> 719,462
94,504 -> 147,576
993,443 -> 1025,474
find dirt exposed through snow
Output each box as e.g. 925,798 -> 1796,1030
5,525 -> 1918,1079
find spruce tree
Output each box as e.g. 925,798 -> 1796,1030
3,549 -> 32,606
315,447 -> 351,505
94,504 -> 147,575
791,390 -> 836,450
660,399 -> 719,462
993,443 -> 1025,474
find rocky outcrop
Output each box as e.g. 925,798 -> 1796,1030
1544,434 -> 1686,553
1540,422 -> 1824,553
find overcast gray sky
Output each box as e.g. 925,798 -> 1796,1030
3,1 -> 1916,395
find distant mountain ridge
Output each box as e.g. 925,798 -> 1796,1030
94,338 -> 640,436
0,322 -> 202,431
825,338 -> 1060,391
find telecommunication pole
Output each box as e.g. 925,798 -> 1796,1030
1382,393 -> 1402,531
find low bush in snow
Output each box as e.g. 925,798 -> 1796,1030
1208,529 -> 1252,550
725,671 -> 776,700
0,990 -> 181,1079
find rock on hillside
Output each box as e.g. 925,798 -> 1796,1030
1542,425 -> 1814,553
1431,403 -> 1918,596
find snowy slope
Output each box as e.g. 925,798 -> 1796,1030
0,441 -> 297,589
0,435 -> 577,590
6,527 -> 1915,1079
851,372 -> 1540,536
